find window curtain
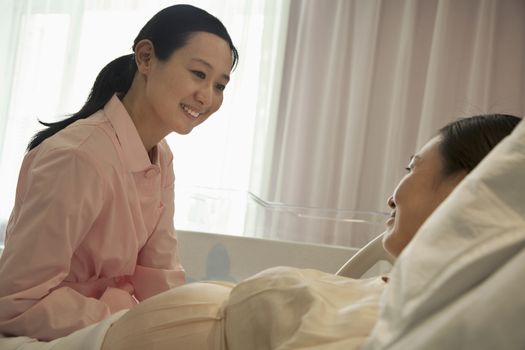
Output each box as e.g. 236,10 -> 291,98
256,0 -> 525,245
0,0 -> 289,241
3,0 -> 525,248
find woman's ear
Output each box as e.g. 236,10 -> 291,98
438,169 -> 468,199
134,39 -> 155,74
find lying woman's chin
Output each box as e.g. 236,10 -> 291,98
381,227 -> 401,257
381,227 -> 391,244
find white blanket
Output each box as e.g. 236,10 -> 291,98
0,311 -> 125,350
363,118 -> 525,349
225,267 -> 386,350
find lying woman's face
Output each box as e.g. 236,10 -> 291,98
382,136 -> 466,257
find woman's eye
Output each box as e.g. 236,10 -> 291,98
216,84 -> 226,92
192,70 -> 206,79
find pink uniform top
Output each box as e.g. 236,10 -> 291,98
0,95 -> 186,341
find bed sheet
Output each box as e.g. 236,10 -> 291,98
0,311 -> 125,350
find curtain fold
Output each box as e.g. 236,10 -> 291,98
259,0 -> 525,245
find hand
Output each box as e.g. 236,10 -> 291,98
100,277 -> 138,313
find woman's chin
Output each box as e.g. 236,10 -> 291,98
381,227 -> 395,250
173,127 -> 193,135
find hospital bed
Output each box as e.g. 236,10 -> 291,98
336,232 -> 395,278
1,117 -> 525,349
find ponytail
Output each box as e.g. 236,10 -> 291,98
27,54 -> 137,151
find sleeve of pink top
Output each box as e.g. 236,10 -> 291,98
0,148 -> 112,341
131,144 -> 186,301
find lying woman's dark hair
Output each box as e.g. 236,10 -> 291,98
438,114 -> 521,176
28,4 -> 239,151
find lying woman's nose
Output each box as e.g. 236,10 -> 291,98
387,196 -> 396,209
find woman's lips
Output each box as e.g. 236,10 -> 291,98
386,212 -> 395,226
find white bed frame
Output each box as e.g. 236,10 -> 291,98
336,232 -> 395,278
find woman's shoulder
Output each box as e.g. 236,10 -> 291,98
40,111 -> 109,146
33,115 -> 120,169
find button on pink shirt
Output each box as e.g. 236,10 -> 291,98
0,95 -> 185,340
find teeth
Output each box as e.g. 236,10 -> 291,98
182,104 -> 201,119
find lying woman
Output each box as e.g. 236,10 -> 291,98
363,114 -> 525,350
98,113 -> 520,350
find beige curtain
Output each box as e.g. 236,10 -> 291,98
255,0 -> 525,245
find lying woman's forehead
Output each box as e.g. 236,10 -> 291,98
418,137 -> 443,157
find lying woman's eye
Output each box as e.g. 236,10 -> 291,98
191,70 -> 206,79
216,84 -> 226,92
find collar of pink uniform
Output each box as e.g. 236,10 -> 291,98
104,94 -> 159,173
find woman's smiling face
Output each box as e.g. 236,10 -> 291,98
144,31 -> 232,136
382,136 -> 466,257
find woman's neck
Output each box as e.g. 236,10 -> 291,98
120,81 -> 167,152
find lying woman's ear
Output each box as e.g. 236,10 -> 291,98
437,170 -> 468,197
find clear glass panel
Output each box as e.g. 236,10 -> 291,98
175,186 -> 388,249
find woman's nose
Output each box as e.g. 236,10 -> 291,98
387,196 -> 395,209
196,85 -> 212,107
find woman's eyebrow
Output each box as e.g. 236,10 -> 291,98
191,57 -> 230,82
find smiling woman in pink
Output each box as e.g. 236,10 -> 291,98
0,4 -> 238,341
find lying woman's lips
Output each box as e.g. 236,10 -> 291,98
386,211 -> 395,226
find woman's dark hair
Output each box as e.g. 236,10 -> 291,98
438,114 -> 521,176
28,4 -> 239,151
